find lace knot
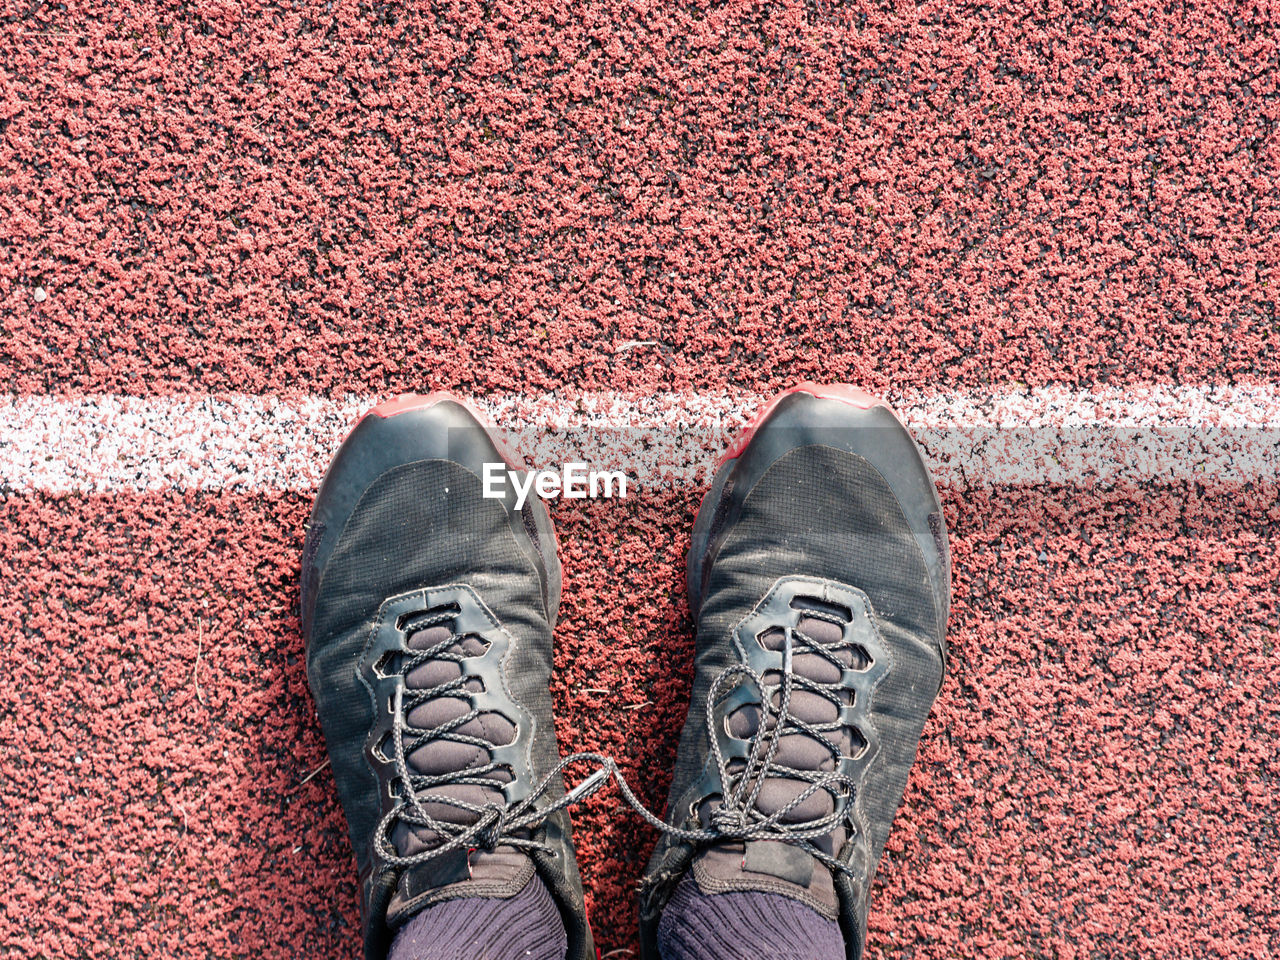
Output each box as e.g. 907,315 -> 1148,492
474,804 -> 509,852
709,805 -> 749,836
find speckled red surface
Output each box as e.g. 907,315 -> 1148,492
3,0 -> 1280,957
3,486 -> 1278,957
3,1 -> 1279,393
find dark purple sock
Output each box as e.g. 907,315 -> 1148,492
657,876 -> 845,960
388,872 -> 567,960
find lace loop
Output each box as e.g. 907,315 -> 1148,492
375,748 -> 622,868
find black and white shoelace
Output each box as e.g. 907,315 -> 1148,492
375,617 -> 858,877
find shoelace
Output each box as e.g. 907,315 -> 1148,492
372,606 -> 619,868
615,618 -> 861,876
375,613 -> 859,876
374,746 -> 616,868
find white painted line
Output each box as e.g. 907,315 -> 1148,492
0,387 -> 1277,494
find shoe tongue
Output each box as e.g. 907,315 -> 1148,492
388,847 -> 537,925
690,614 -> 854,917
400,623 -> 515,782
691,842 -> 840,918
384,624 -> 533,919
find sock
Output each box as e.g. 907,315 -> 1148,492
657,875 -> 845,960
388,872 -> 567,960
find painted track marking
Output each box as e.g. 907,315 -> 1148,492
1,386 -> 1277,493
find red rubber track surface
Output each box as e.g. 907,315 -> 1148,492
2,488 -> 1277,957
1,1 -> 1279,394
3,1 -> 1280,958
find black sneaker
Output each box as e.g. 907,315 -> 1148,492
301,393 -> 605,960
637,383 -> 952,959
